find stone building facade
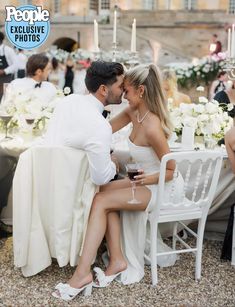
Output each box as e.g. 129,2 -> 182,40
0,1 -> 234,65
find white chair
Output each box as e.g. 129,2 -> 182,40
145,151 -> 223,285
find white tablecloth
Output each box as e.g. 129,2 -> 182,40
1,136 -> 235,239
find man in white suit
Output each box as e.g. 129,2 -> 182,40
44,61 -> 124,185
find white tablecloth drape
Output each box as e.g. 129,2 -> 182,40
13,146 -> 97,277
113,141 -> 235,238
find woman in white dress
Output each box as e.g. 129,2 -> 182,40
53,64 -> 182,301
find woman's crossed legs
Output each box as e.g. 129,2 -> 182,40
68,177 -> 151,289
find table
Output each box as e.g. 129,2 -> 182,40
1,135 -> 235,239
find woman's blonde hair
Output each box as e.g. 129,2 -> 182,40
124,64 -> 173,138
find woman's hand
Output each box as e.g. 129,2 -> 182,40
133,170 -> 146,186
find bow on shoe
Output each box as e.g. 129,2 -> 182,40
93,267 -> 122,288
52,282 -> 92,301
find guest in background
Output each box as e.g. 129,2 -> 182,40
209,34 -> 222,56
0,31 -> 17,100
48,57 -> 64,88
63,56 -> 74,94
73,61 -> 88,95
16,49 -> 27,78
209,71 -> 227,100
225,127 -> 235,174
214,79 -> 235,118
2,53 -> 57,108
162,70 -> 191,107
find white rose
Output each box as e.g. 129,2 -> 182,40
205,102 -> 218,114
197,114 -> 209,122
227,103 -> 234,111
198,96 -> 208,104
63,87 -> 71,95
196,86 -> 205,92
193,104 -> 205,114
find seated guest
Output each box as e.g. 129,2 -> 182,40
209,71 -> 227,100
214,80 -> 235,118
43,61 -> 124,185
52,64 -> 183,301
2,53 -> 57,108
162,70 -> 191,107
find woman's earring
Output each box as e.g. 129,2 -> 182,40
140,95 -> 142,98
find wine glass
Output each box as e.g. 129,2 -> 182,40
126,162 -> 142,204
0,113 -> 13,140
24,115 -> 35,131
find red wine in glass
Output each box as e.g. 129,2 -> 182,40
127,169 -> 140,181
25,118 -> 35,125
126,163 -> 142,204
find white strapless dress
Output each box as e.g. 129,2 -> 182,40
119,138 -> 184,285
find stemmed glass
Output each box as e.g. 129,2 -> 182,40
0,114 -> 13,140
126,162 -> 142,204
24,115 -> 35,132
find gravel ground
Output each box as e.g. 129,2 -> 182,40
0,237 -> 234,307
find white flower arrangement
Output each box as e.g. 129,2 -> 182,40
0,87 -> 65,132
169,100 -> 233,141
170,53 -> 227,88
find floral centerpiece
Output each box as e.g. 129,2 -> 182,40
169,99 -> 233,143
0,86 -> 68,135
171,53 -> 226,88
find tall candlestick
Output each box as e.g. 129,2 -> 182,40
113,10 -> 117,44
232,24 -> 235,58
188,0 -> 191,10
93,19 -> 99,52
131,18 -> 136,52
228,28 -> 231,58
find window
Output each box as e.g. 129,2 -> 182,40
90,0 -> 99,12
19,0 -> 33,4
184,0 -> 197,10
54,0 -> 61,14
143,0 -> 155,10
101,0 -> 110,10
229,0 -> 235,14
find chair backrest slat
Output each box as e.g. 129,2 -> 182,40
192,160 -> 203,202
183,161 -> 192,203
169,166 -> 178,203
153,151 -> 223,219
201,160 -> 213,200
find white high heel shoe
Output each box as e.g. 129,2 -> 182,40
52,281 -> 93,301
93,267 -> 124,288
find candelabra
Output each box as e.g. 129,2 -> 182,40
112,42 -> 117,62
126,51 -> 139,68
224,57 -> 235,80
93,49 -> 101,61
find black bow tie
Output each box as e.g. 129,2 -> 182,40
35,82 -> 42,88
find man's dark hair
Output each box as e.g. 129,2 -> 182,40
85,61 -> 124,93
26,53 -> 49,76
0,31 -> 4,43
217,71 -> 226,78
